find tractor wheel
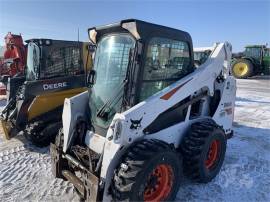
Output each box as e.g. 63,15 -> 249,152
24,121 -> 62,147
181,119 -> 226,183
231,59 -> 254,79
111,139 -> 182,202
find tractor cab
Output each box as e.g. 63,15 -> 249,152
6,39 -> 90,100
244,45 -> 265,65
25,39 -> 86,81
86,19 -> 195,135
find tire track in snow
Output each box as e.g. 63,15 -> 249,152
0,79 -> 269,202
0,140 -> 79,202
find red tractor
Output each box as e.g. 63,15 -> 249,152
0,32 -> 27,94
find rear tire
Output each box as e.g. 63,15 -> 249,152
232,59 -> 254,79
24,121 -> 62,147
111,139 -> 182,202
181,119 -> 227,183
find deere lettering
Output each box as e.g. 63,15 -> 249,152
43,82 -> 67,90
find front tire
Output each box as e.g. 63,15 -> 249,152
181,119 -> 227,183
111,139 -> 182,202
232,59 -> 254,79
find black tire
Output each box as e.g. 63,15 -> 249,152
24,121 -> 62,147
111,139 -> 182,202
231,58 -> 254,79
181,119 -> 226,183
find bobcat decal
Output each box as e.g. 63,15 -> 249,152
130,117 -> 143,130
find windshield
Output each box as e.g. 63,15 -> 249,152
89,34 -> 135,130
26,42 -> 40,80
245,47 -> 261,59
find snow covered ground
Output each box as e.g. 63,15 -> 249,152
0,78 -> 269,202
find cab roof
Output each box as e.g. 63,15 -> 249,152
245,45 -> 266,48
88,19 -> 193,46
25,39 -> 83,45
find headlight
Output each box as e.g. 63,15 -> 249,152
114,120 -> 122,141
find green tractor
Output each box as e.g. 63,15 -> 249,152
231,45 -> 270,79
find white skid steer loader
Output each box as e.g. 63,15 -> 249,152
50,19 -> 236,202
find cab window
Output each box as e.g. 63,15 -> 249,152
139,37 -> 192,101
41,46 -> 83,79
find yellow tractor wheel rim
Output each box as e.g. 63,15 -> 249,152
233,62 -> 249,77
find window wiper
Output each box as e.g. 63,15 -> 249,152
96,80 -> 127,120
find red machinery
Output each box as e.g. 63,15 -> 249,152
0,32 -> 27,94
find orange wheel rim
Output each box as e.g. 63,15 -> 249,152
205,140 -> 220,169
144,164 -> 173,202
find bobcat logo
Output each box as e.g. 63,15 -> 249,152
130,117 -> 143,130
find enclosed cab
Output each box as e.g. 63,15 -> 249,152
87,20 -> 195,137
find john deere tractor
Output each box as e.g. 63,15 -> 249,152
1,39 -> 92,146
231,45 -> 270,79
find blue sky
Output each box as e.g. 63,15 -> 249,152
0,0 -> 269,52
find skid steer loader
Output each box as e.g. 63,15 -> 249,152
1,39 -> 92,146
50,19 -> 236,201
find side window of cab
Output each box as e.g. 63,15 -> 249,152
139,37 -> 192,101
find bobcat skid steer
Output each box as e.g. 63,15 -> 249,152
51,19 -> 236,201
1,39 -> 92,146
